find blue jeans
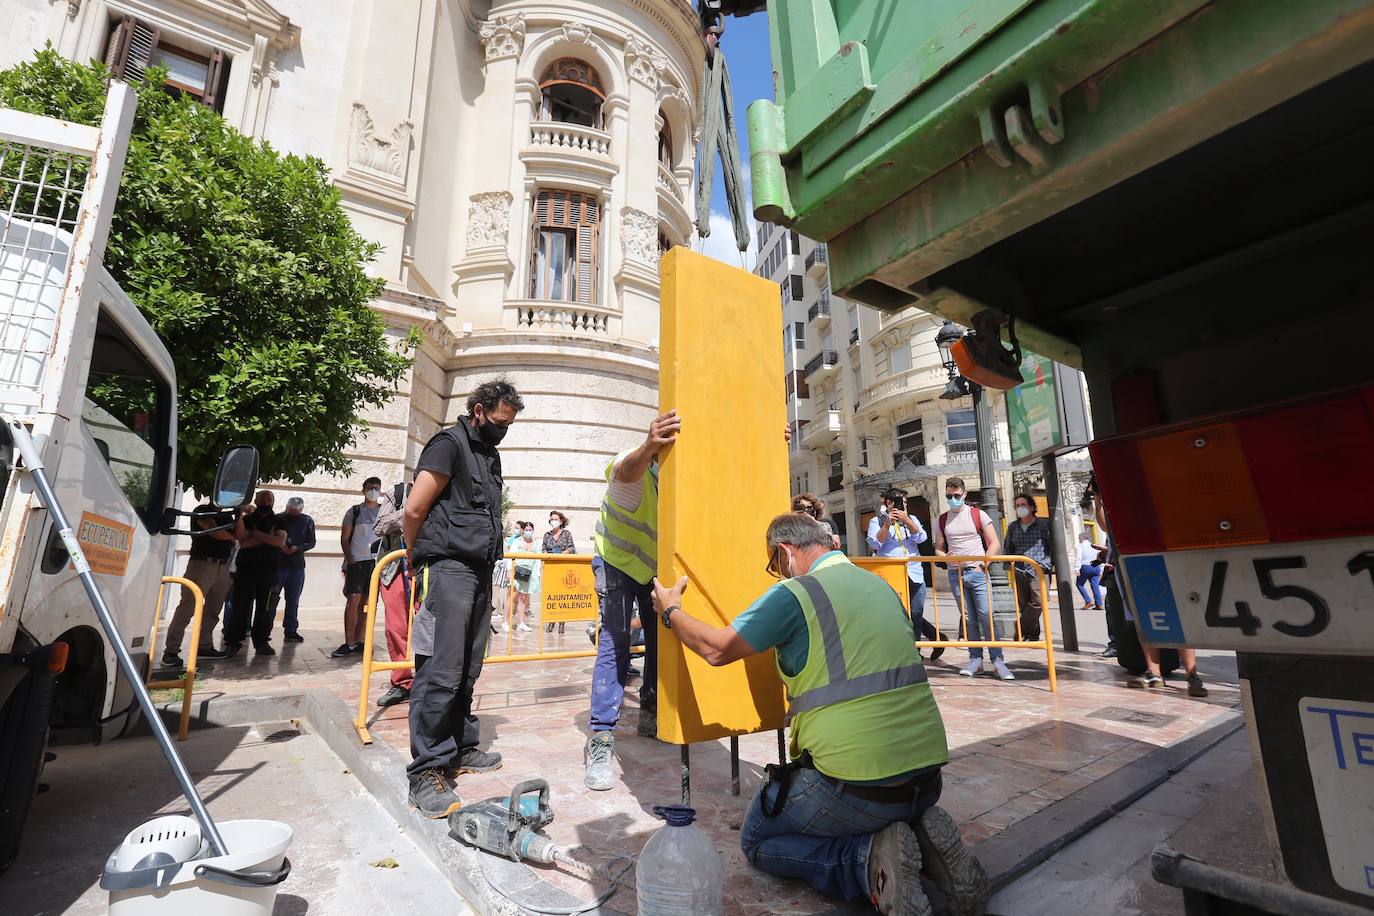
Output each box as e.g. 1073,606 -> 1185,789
1076,564 -> 1103,607
948,566 -> 1001,660
740,765 -> 943,901
906,579 -> 938,642
271,565 -> 306,635
589,563 -> 657,731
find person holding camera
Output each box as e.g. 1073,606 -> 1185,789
866,488 -> 945,661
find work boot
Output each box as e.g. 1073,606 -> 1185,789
456,748 -> 503,774
409,768 -> 461,819
636,705 -> 657,738
867,821 -> 932,916
584,733 -> 616,791
376,685 -> 410,708
916,806 -> 990,916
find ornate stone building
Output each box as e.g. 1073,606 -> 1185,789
3,0 -> 703,608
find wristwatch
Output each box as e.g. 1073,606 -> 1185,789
661,604 -> 680,630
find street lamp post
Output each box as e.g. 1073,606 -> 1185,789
935,321 -> 1002,532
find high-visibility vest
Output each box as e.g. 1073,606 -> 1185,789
779,553 -> 949,782
592,456 -> 657,585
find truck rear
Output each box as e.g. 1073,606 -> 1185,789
746,0 -> 1374,908
0,84 -> 181,871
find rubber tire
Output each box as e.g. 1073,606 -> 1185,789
0,665 -> 54,875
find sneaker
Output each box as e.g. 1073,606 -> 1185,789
1187,673 -> 1209,697
254,643 -> 276,657
958,659 -> 983,677
584,733 -> 616,791
376,685 -> 410,708
222,642 -> 243,658
916,806 -> 990,916
283,632 -> 305,643
408,768 -> 461,819
636,705 -> 657,738
1129,671 -> 1163,688
586,623 -> 597,645
330,642 -> 359,658
867,821 -> 932,916
516,623 -> 532,633
456,748 -> 503,774
160,652 -> 184,669
992,659 -> 1015,681
1092,604 -> 1104,610
1099,644 -> 1118,659
195,646 -> 229,659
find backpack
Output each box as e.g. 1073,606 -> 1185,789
938,506 -> 991,552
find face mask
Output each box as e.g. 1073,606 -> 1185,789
878,504 -> 889,516
365,488 -> 380,501
475,410 -> 509,446
1015,506 -> 1031,519
947,495 -> 964,510
549,519 -> 561,529
522,530 -> 533,540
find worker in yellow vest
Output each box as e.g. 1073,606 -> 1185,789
651,513 -> 989,916
584,410 -> 679,791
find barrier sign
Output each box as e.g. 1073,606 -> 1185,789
1300,697 -> 1374,898
75,511 -> 134,576
540,559 -> 599,623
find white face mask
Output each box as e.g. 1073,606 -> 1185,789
878,504 -> 889,516
365,488 -> 380,501
549,519 -> 561,529
522,530 -> 533,540
1015,505 -> 1031,519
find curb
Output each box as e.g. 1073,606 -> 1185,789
139,690 -> 631,915
975,711 -> 1247,890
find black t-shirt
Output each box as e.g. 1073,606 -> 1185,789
236,505 -> 283,569
412,418 -> 503,567
188,504 -> 234,561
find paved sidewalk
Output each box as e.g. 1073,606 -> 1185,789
161,597 -> 1243,915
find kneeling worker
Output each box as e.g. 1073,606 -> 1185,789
651,514 -> 989,916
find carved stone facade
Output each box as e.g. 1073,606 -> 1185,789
348,102 -> 414,180
479,13 -> 527,62
465,191 -> 514,251
1,0 -> 703,611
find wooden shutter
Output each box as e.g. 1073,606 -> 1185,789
104,16 -> 135,76
121,20 -> 161,84
202,48 -> 228,112
575,226 -> 596,303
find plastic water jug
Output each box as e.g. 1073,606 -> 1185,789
635,805 -> 723,916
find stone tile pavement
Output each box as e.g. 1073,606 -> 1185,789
167,601 -> 1244,915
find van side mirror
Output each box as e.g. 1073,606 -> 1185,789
212,445 -> 259,510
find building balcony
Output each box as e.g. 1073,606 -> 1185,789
827,473 -> 844,494
804,349 -> 840,382
859,366 -> 946,414
849,327 -> 860,347
657,161 -> 692,240
521,122 -> 617,185
506,300 -> 618,336
805,243 -> 828,277
801,409 -> 843,449
945,437 -> 1000,463
807,295 -> 832,329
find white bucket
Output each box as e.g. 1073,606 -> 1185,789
104,819 -> 293,916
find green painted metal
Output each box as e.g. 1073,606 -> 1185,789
748,0 -> 1212,240
826,0 -> 1374,304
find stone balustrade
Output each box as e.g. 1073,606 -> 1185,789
508,300 -> 616,334
528,121 -> 612,157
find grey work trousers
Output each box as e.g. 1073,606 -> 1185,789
406,558 -> 492,783
165,556 -> 231,653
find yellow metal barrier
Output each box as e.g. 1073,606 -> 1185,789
354,550 -> 640,744
854,554 -> 1059,693
144,575 -> 205,741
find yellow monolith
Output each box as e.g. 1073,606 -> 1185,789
656,247 -> 788,744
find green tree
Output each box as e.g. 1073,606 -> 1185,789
0,48 -> 412,492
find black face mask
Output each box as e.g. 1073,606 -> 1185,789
474,412 -> 509,446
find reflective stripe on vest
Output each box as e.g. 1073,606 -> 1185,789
592,456 -> 658,584
785,571 -> 928,714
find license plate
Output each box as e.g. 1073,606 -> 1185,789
1121,537 -> 1374,655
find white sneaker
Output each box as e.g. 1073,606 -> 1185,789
992,659 -> 1015,681
959,659 -> 983,677
516,623 -> 532,633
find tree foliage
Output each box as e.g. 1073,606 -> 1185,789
0,48 -> 412,492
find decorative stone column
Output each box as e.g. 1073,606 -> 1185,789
614,33 -> 668,345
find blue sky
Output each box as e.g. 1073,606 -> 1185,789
695,11 -> 773,269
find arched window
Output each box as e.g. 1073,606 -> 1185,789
658,119 -> 673,168
539,59 -> 604,129
530,190 -> 601,303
